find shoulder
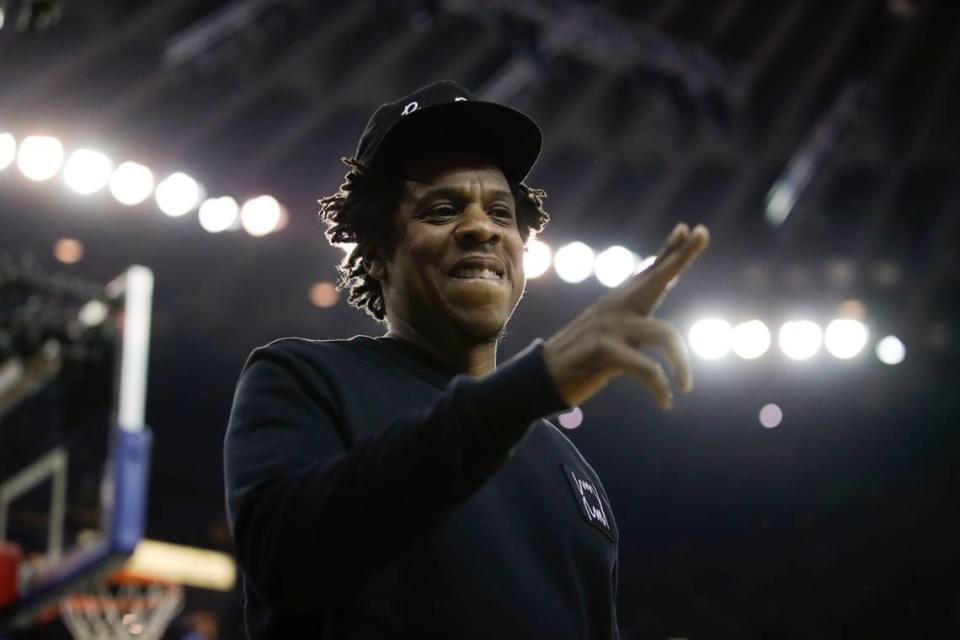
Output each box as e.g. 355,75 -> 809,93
539,419 -> 607,485
242,335 -> 376,373
231,336 -> 384,416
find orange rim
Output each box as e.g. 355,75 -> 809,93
59,570 -> 182,611
105,568 -> 177,588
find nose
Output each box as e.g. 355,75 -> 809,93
454,202 -> 501,247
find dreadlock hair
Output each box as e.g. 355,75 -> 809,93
318,156 -> 551,324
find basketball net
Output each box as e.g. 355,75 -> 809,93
59,570 -> 183,640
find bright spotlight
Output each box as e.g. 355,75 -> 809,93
240,195 -> 282,237
689,318 -> 733,360
0,132 -> 15,170
17,135 -> 64,181
63,149 -> 112,195
824,318 -> 869,359
523,238 -> 552,279
198,196 -> 239,233
554,241 -> 594,283
759,403 -> 783,428
338,242 -> 357,255
732,319 -> 771,360
876,335 -> 906,365
156,172 -> 201,217
594,245 -> 636,288
110,161 -> 154,206
779,320 -> 822,360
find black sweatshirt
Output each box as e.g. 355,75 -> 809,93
224,335 -> 620,638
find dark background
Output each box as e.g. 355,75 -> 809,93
2,0 -> 959,637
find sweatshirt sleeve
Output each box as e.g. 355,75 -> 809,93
223,338 -> 569,612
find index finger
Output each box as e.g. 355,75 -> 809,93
650,224 -> 709,288
629,225 -> 710,312
655,223 -> 690,263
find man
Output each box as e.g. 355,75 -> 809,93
224,80 -> 709,638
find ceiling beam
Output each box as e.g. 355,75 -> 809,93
159,3 -> 371,161
855,8 -> 960,257
0,0 -> 198,112
705,0 -> 871,243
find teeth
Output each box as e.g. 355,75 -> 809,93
452,267 -> 500,280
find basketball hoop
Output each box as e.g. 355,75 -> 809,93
59,570 -> 183,640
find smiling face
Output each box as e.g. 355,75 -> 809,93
367,150 -> 527,343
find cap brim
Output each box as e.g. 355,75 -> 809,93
372,101 -> 542,183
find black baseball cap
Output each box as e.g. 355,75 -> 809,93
355,80 -> 542,183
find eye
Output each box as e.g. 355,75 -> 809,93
424,203 -> 456,217
490,205 -> 514,219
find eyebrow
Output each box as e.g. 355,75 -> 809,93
412,185 -> 514,206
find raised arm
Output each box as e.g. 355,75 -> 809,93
223,338 -> 566,611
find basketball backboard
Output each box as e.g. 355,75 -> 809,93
0,264 -> 154,632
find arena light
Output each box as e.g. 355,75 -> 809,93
876,335 -> 906,365
78,300 -> 109,327
558,406 -> 583,430
0,132 -> 15,170
240,195 -> 282,237
523,238 -> 552,279
198,196 -> 239,233
732,319 -> 772,360
778,320 -> 822,360
156,171 -> 202,217
17,135 -> 64,181
554,241 -> 594,283
759,403 -> 783,428
63,148 -> 113,195
824,318 -> 869,359
689,318 -> 733,360
309,282 -> 339,308
53,238 -> 84,264
110,161 -> 154,206
594,245 -> 636,288
765,182 -> 794,227
837,298 -> 867,320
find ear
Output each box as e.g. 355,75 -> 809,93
361,244 -> 387,283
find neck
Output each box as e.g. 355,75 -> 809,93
384,315 -> 499,378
